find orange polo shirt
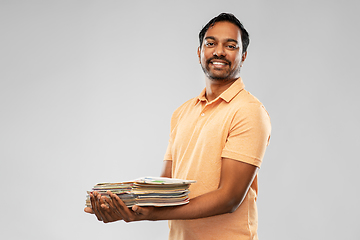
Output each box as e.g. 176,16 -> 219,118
164,78 -> 271,240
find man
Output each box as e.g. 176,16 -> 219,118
85,13 -> 271,240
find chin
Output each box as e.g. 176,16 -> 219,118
208,72 -> 232,80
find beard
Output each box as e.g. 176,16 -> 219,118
201,57 -> 240,81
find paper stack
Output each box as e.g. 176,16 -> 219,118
86,177 -> 196,208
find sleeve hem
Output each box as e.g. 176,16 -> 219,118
222,150 -> 262,168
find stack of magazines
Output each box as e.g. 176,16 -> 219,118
86,177 -> 196,208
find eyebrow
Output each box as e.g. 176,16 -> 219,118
205,36 -> 238,44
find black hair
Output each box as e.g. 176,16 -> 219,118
199,13 -> 250,53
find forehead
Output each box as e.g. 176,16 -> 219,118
204,21 -> 242,42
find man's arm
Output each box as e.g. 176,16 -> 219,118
96,157 -> 257,222
160,160 -> 172,178
151,158 -> 258,219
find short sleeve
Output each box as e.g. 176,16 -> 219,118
221,103 -> 271,167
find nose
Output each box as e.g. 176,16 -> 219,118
213,44 -> 226,57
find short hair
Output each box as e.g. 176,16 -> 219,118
199,13 -> 250,53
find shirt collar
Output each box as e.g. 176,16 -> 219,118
196,78 -> 245,105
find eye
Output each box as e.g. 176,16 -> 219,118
205,42 -> 215,47
226,45 -> 237,49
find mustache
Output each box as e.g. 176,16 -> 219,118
206,57 -> 231,66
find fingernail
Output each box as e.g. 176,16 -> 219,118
132,205 -> 138,211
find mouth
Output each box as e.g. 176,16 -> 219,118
208,59 -> 230,68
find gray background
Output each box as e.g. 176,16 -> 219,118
1,0 -> 359,239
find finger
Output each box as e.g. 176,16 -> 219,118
109,192 -> 128,212
92,192 -> 111,223
132,205 -> 140,214
90,192 -> 103,221
96,193 -> 111,223
102,195 -> 123,221
108,191 -> 136,222
131,205 -> 147,218
132,205 -> 154,221
106,191 -> 125,217
99,195 -> 121,222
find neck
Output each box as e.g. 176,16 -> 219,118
205,77 -> 238,102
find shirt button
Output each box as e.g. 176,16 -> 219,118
201,113 -> 205,116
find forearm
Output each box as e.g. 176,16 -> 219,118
160,160 -> 172,178
152,159 -> 257,221
151,187 -> 242,221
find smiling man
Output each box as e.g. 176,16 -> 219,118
199,22 -> 244,82
85,13 -> 271,240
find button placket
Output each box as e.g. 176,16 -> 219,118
200,102 -> 207,117
200,101 -> 214,117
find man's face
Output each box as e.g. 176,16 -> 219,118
198,21 -> 246,81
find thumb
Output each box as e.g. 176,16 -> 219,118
132,205 -> 141,214
84,207 -> 94,214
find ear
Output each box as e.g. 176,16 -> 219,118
197,47 -> 201,64
240,51 -> 247,67
242,51 -> 247,62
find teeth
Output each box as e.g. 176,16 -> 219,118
212,62 -> 226,65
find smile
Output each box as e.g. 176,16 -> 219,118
210,61 -> 229,68
212,61 -> 227,66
